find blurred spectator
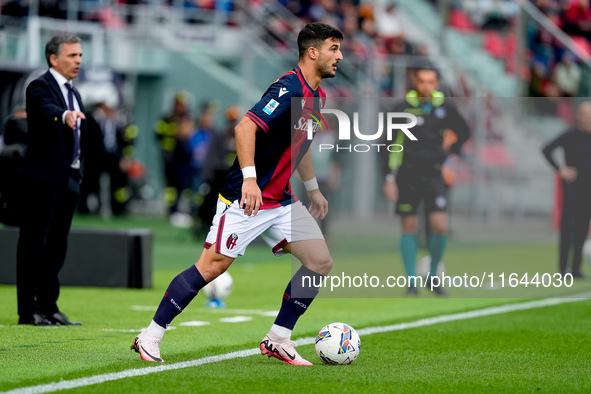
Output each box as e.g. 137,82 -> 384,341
462,0 -> 519,31
194,104 -> 240,235
375,4 -> 404,38
309,0 -> 340,23
79,93 -> 138,216
308,127 -> 341,237
155,91 -> 195,227
0,103 -> 27,226
38,0 -> 66,19
527,0 -> 591,99
190,101 -> 217,204
1,0 -> 29,27
553,51 -> 581,96
562,0 -> 591,40
170,115 -> 196,227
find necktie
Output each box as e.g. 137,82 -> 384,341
65,82 -> 80,164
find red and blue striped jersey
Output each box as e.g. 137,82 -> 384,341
219,65 -> 326,209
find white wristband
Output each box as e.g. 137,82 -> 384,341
241,166 -> 256,179
385,174 -> 395,182
303,177 -> 319,191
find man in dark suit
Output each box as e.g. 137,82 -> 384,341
17,34 -> 87,326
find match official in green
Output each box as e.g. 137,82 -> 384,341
382,67 -> 470,295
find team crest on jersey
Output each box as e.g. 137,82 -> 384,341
434,107 -> 446,119
263,99 -> 279,115
226,233 -> 238,250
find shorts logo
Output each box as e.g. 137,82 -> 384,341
398,203 -> 413,212
263,99 -> 279,115
226,233 -> 239,250
435,195 -> 447,209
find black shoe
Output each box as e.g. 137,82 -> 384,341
47,312 -> 83,326
18,312 -> 59,326
406,285 -> 418,295
425,277 -> 448,296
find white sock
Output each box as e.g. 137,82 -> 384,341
146,320 -> 166,339
271,324 -> 292,339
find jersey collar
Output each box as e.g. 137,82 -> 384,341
294,65 -> 318,94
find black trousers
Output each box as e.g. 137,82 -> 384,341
559,180 -> 591,276
16,173 -> 80,318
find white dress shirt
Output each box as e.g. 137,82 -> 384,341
48,67 -> 81,169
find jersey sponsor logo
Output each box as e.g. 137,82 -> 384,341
279,87 -> 289,97
294,116 -> 321,134
226,233 -> 239,250
263,99 -> 279,115
294,107 -> 327,139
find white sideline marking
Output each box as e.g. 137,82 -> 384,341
101,327 -> 177,333
179,321 -> 210,327
131,306 -> 279,316
130,306 -> 157,311
219,316 -> 253,323
203,309 -> 279,316
5,294 -> 590,394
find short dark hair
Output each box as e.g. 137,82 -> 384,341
45,34 -> 81,67
414,65 -> 440,80
297,22 -> 344,59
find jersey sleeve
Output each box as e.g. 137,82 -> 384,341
444,103 -> 471,155
245,76 -> 300,133
542,131 -> 569,170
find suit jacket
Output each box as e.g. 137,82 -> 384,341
23,70 -> 88,186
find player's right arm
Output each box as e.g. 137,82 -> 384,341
383,176 -> 398,202
542,131 -> 577,183
235,116 -> 263,216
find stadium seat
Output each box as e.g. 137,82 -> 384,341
480,142 -> 514,168
505,33 -> 517,58
571,36 -> 591,58
483,31 -> 506,59
503,33 -> 518,73
449,9 -> 476,32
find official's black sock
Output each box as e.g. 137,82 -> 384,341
274,266 -> 324,331
153,265 -> 207,328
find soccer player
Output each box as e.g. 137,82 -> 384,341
132,22 -> 344,365
542,101 -> 591,278
382,67 -> 470,295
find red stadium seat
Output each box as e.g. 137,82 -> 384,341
479,142 -> 513,168
571,36 -> 591,58
505,33 -> 517,58
449,9 -> 476,32
483,31 -> 505,58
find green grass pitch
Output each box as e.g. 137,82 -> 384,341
0,215 -> 589,393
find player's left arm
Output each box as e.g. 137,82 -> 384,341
296,147 -> 328,220
235,116 -> 263,216
446,104 -> 471,156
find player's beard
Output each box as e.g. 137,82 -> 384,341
317,55 -> 336,79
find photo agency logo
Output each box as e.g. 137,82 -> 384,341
304,107 -> 419,152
